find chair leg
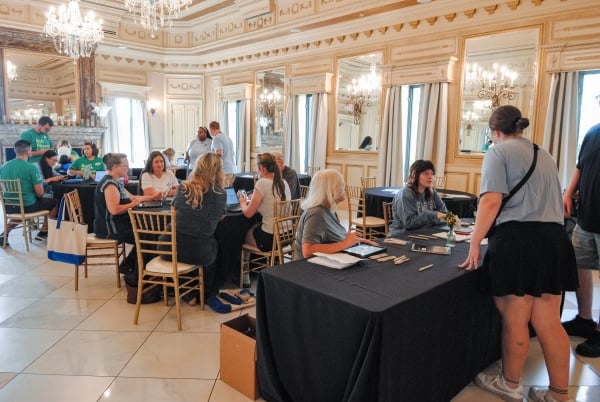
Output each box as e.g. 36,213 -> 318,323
199,267 -> 205,310
23,220 -> 30,252
133,279 -> 144,325
74,265 -> 79,291
114,244 -> 121,288
174,284 -> 182,331
240,249 -> 245,288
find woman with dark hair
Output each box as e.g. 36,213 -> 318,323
459,105 -> 577,402
238,153 -> 291,284
34,150 -> 66,196
68,142 -> 105,179
358,136 -> 373,150
140,151 -> 178,197
388,159 -> 447,236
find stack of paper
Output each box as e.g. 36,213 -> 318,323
432,231 -> 471,242
308,252 -> 362,270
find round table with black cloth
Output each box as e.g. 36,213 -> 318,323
232,172 -> 311,192
364,187 -> 478,218
53,180 -> 140,232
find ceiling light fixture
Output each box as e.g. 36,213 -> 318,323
124,0 -> 192,35
43,0 -> 104,59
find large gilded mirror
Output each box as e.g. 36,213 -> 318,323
336,52 -> 382,151
256,68 -> 285,147
4,49 -> 77,124
459,28 -> 539,153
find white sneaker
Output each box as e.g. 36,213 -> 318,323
527,387 -> 574,402
475,372 -> 523,402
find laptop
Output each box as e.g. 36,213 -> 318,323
176,157 -> 186,167
225,187 -> 242,212
136,191 -> 170,209
93,170 -> 107,183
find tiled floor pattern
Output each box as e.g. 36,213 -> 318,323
1,214 -> 600,401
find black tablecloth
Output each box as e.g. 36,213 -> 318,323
53,181 -> 139,232
233,172 -> 311,192
365,187 -> 478,218
256,234 -> 501,402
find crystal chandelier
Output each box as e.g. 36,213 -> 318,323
346,60 -> 380,125
124,0 -> 193,34
6,61 -> 17,82
465,63 -> 517,110
44,0 -> 104,59
258,88 -> 281,121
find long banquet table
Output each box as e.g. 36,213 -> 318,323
256,231 -> 501,402
365,186 -> 478,218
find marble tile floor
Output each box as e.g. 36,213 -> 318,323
1,217 -> 600,401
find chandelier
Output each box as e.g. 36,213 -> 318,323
124,0 -> 192,34
44,0 -> 104,59
465,63 -> 517,110
346,60 -> 380,125
258,88 -> 281,121
6,61 -> 17,82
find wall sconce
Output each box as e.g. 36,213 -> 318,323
148,100 -> 159,116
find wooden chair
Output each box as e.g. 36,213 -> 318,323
434,176 -> 447,189
299,185 -> 309,199
382,201 -> 394,237
346,185 -> 386,239
360,176 -> 377,189
307,166 -> 321,176
0,179 -> 49,251
240,199 -> 301,287
129,209 -> 204,331
63,190 -> 125,290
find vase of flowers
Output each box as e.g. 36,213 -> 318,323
445,211 -> 457,247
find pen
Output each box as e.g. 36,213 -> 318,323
418,264 -> 434,272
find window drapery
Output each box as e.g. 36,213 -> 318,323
102,97 -> 149,167
416,82 -> 448,177
377,87 -> 404,186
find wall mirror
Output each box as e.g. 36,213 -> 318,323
459,28 -> 539,154
336,52 -> 382,151
4,49 -> 77,124
255,68 -> 285,147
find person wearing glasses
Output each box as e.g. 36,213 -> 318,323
19,116 -> 54,164
33,150 -> 66,197
140,151 -> 178,197
93,153 -> 162,279
68,142 -> 106,179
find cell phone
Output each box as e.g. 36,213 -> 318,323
239,190 -> 247,198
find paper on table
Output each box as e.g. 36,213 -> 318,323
382,189 -> 400,194
438,193 -> 472,199
432,231 -> 471,242
240,174 -> 254,178
308,252 -> 362,270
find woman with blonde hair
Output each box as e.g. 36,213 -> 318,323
162,152 -> 227,304
293,169 -> 376,260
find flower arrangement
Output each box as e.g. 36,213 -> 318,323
445,211 -> 457,228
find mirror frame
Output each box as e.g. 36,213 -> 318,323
0,28 -> 96,124
457,27 -> 541,156
335,51 -> 383,153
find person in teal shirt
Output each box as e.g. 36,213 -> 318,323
0,140 -> 58,244
68,142 -> 106,179
19,116 -> 54,164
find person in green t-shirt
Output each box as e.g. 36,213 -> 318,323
19,116 -> 54,164
0,140 -> 58,245
68,142 -> 106,179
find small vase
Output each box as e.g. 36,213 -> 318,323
446,228 -> 456,247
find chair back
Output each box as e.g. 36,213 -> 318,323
273,214 -> 301,264
307,166 -> 321,176
274,198 -> 301,218
0,179 -> 25,216
345,185 -> 365,231
63,190 -> 85,224
128,209 -> 178,273
434,176 -> 446,189
299,185 -> 309,199
382,201 -> 394,236
360,176 -> 377,189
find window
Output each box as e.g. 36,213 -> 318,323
111,98 -> 148,167
577,71 -> 600,150
226,100 -> 241,155
298,94 -> 313,174
403,85 -> 422,181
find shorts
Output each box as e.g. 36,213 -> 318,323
571,224 -> 600,270
253,225 -> 274,252
480,221 -> 578,297
6,197 -> 57,214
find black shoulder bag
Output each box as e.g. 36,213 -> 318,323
486,143 -> 539,238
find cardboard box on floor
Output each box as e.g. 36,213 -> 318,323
220,314 -> 259,400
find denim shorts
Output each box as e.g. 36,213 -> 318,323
572,224 -> 600,270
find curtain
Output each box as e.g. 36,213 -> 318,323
542,71 -> 579,187
309,93 -> 327,171
239,99 -> 251,173
101,97 -> 149,166
103,97 -> 117,155
377,87 -> 404,186
416,82 -> 448,177
283,95 -> 301,171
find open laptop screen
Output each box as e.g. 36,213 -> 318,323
94,170 -> 108,182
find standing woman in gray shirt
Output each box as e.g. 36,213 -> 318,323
459,105 -> 577,402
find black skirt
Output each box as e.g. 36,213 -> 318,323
480,221 -> 578,297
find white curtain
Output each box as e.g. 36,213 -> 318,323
377,87 -> 404,186
239,99 -> 251,173
103,97 -> 118,154
542,71 -> 579,187
283,95 -> 301,171
416,82 -> 448,176
308,93 -> 327,171
102,97 -> 149,166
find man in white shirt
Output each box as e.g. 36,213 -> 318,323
184,126 -> 212,172
209,121 -> 236,186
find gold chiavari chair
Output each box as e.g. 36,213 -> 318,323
346,185 -> 386,239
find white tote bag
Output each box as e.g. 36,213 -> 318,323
47,198 -> 87,265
